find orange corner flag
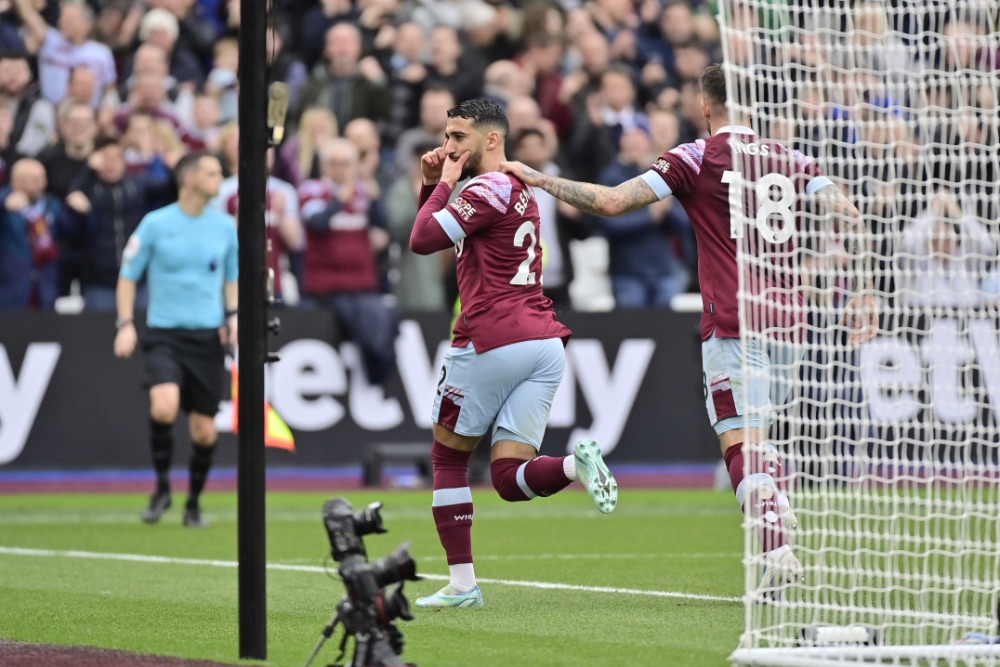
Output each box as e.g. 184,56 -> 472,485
231,364 -> 295,451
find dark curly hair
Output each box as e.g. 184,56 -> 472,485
447,98 -> 510,139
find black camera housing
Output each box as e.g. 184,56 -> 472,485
308,498 -> 420,667
323,498 -> 387,561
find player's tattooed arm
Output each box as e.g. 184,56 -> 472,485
500,161 -> 660,216
815,184 -> 879,343
814,183 -> 872,294
813,182 -> 860,226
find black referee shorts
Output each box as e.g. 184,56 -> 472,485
143,328 -> 226,417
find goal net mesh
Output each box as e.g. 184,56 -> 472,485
718,1 -> 1000,664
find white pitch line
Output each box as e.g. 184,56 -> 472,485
0,546 -> 740,604
0,506 -> 735,525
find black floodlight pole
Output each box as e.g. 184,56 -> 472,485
237,0 -> 268,658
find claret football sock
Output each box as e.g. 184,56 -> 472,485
491,456 -> 572,501
430,441 -> 474,567
726,442 -> 789,553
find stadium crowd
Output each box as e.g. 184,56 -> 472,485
0,0 -> 997,316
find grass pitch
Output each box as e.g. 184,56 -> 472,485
0,489 -> 744,666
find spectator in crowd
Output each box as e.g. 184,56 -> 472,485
38,100 -> 95,294
380,21 -> 427,143
386,142 -> 448,311
113,71 -> 201,151
64,65 -> 98,107
394,86 -> 455,176
0,98 -> 22,185
64,135 -> 173,311
0,0 -> 34,54
120,110 -> 182,186
188,92 -> 222,152
213,125 -> 304,305
637,0 -> 691,78
595,125 -> 689,308
298,0 -> 358,70
343,117 -> 393,198
425,25 -> 483,104
897,189 -> 997,309
296,22 -> 389,137
204,36 -> 238,123
562,24 -> 610,108
266,22 -> 307,112
587,0 -> 638,45
517,34 -> 574,138
505,95 -> 558,156
119,43 -> 177,102
125,7 -> 204,90
0,50 -> 54,157
274,106 -> 337,188
114,150 -> 237,529
12,0 -> 117,107
482,59 -> 533,109
461,1 -> 516,64
565,64 -> 646,182
120,0 -> 217,69
0,158 -> 63,309
298,138 -> 397,384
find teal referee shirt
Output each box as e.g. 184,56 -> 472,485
120,203 -> 239,329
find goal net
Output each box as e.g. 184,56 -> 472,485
718,1 -> 1000,665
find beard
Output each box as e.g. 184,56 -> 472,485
459,146 -> 484,181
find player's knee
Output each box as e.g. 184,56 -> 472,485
491,458 -> 530,502
150,405 -> 178,424
189,416 -> 217,446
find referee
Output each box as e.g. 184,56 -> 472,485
114,151 -> 238,528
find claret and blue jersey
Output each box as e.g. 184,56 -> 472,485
418,171 -> 571,353
640,125 -> 834,342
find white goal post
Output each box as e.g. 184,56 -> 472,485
718,1 -> 1000,665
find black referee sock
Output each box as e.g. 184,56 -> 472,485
150,419 -> 174,495
187,443 -> 217,509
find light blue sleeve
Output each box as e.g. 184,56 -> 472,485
224,218 -> 239,282
119,214 -> 156,281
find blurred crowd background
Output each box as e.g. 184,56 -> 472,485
0,0 -> 997,320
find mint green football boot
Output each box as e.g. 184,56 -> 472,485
574,439 -> 618,513
415,584 -> 484,608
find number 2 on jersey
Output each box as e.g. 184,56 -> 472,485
722,170 -> 796,244
510,220 -> 537,285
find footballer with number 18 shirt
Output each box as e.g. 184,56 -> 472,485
408,98 -> 618,609
502,65 -> 879,600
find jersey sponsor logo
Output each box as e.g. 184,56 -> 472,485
652,158 -> 670,174
451,197 -> 476,222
